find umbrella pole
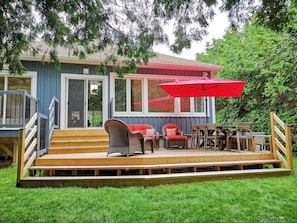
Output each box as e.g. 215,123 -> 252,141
205,97 -> 208,124
202,97 -> 208,149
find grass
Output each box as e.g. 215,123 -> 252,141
1,158 -> 297,223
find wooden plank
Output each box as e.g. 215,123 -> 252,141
18,168 -> 292,188
0,144 -> 13,157
35,151 -> 276,166
29,159 -> 282,178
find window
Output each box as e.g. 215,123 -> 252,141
131,80 -> 142,112
113,74 -> 206,116
0,72 -> 37,125
8,77 -> 31,93
0,72 -> 36,96
180,98 -> 190,112
115,79 -> 126,112
114,78 -> 143,112
194,97 -> 204,112
148,79 -> 174,113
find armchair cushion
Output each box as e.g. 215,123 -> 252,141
166,128 -> 177,136
146,128 -> 156,136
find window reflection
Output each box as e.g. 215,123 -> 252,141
115,79 -> 126,112
131,80 -> 142,112
148,79 -> 174,112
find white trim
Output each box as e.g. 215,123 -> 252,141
111,72 -> 207,117
60,73 -> 108,129
0,70 -> 37,97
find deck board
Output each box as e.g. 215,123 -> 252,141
19,168 -> 292,188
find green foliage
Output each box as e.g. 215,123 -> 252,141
197,24 -> 297,133
1,1 -> 292,76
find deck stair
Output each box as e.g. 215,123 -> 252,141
48,129 -> 109,154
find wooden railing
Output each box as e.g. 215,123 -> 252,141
270,112 -> 294,171
16,113 -> 39,186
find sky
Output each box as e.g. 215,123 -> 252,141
153,12 -> 229,60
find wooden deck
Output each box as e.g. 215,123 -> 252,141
16,129 -> 293,188
18,148 -> 291,188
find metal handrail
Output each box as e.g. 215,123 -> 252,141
0,90 -> 38,128
46,97 -> 59,150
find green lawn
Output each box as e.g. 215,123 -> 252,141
1,158 -> 297,223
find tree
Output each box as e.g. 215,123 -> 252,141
0,0 -> 291,76
196,24 -> 297,132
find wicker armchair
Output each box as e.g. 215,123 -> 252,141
162,123 -> 187,149
104,119 -> 144,157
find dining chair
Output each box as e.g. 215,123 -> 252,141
191,124 -> 199,148
251,132 -> 271,151
205,124 -> 225,150
229,122 -> 255,151
196,124 -> 207,149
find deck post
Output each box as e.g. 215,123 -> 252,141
285,125 -> 293,170
270,112 -> 277,158
16,128 -> 26,187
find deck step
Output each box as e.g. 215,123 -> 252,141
19,168 -> 292,188
48,146 -> 108,154
48,129 -> 109,154
29,159 -> 282,177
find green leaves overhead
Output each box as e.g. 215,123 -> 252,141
1,0 -> 289,76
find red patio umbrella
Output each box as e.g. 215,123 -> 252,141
158,78 -> 246,122
158,78 -> 245,98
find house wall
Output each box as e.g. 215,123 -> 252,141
21,61 -> 215,133
22,61 -> 61,114
113,116 -> 212,135
22,61 -> 103,114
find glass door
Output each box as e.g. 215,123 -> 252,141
66,78 -> 103,128
67,79 -> 85,128
87,80 -> 103,127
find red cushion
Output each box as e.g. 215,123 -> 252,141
166,135 -> 186,140
127,124 -> 153,136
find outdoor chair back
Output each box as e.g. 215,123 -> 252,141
230,122 -> 255,151
104,119 -> 144,157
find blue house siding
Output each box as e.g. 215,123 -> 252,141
113,116 -> 212,135
23,61 -> 105,115
21,60 -> 216,130
23,61 -> 61,114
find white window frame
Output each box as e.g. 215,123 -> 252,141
111,73 -> 207,117
0,70 -> 37,97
